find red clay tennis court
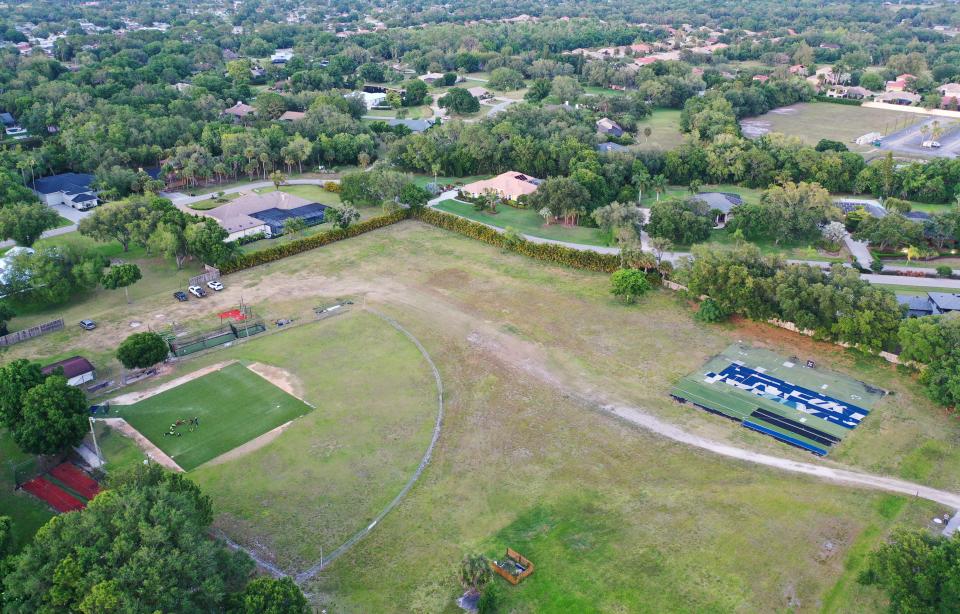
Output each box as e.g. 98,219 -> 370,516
49,463 -> 101,501
21,477 -> 85,513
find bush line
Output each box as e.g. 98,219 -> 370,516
220,209 -> 410,273
412,208 -> 620,273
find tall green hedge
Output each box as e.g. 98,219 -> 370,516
220,209 -> 410,273
219,207 -> 619,276
412,208 -> 619,273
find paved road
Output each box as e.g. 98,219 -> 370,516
0,222 -> 79,249
863,274 -> 960,288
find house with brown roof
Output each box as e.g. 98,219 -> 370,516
222,101 -> 255,121
42,356 -> 96,387
200,191 -> 325,242
596,117 -> 624,137
278,110 -> 306,122
460,172 -> 541,202
876,91 -> 921,105
466,86 -> 492,100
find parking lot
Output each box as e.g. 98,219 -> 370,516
879,118 -> 960,158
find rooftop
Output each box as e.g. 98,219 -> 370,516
42,356 -> 95,379
30,172 -> 95,195
692,192 -> 743,214
202,191 -> 315,233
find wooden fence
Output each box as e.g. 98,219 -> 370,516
0,318 -> 64,347
189,265 -> 220,287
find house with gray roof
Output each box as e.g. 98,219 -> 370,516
691,192 -> 743,226
30,172 -> 99,210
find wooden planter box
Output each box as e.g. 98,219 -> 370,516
490,548 -> 535,585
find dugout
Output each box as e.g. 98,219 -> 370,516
168,327 -> 236,357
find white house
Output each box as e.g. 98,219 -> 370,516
270,48 -> 294,64
30,173 -> 99,210
41,356 -> 96,387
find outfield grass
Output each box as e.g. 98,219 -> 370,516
119,362 -> 313,471
433,199 -> 610,246
185,311 -> 437,570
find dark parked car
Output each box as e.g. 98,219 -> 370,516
79,319 -> 96,330
173,291 -> 188,302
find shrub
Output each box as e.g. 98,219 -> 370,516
323,181 -> 340,193
695,298 -> 729,323
220,210 -> 409,274
412,208 -> 619,272
610,269 -> 652,304
936,265 -> 953,278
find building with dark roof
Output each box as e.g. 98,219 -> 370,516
250,203 -> 328,235
836,199 -> 887,219
896,294 -> 937,318
691,192 -> 743,226
42,356 -> 96,386
30,172 -> 99,210
929,292 -> 960,314
0,112 -> 14,127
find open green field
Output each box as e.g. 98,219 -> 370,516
120,362 -> 312,470
433,199 -> 609,246
740,102 -> 921,154
7,221 -> 960,611
412,173 -> 491,188
365,105 -> 433,119
632,108 -> 685,150
187,192 -> 242,210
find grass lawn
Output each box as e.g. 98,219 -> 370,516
53,215 -> 74,229
882,257 -> 960,268
632,108 -> 685,151
9,232 -> 204,332
365,105 -> 433,119
184,311 -> 437,571
252,184 -> 343,206
0,430 -> 55,554
740,102 -> 921,154
187,192 -> 242,211
433,199 -> 609,246
412,174 -> 491,188
697,228 -> 850,262
120,362 -> 313,471
8,220 -> 960,610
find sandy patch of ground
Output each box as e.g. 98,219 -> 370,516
199,420 -> 295,468
100,417 -> 184,472
247,362 -> 308,404
109,360 -> 236,405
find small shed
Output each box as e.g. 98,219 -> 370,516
42,356 -> 96,387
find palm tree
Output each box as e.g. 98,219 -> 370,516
919,123 -> 930,144
633,172 -> 650,204
651,174 -> 667,201
457,555 -> 492,596
931,120 -> 944,142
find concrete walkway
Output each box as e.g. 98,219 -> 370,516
843,234 -> 873,269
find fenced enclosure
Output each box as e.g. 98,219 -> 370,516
189,265 -> 220,288
491,548 -> 535,585
0,318 -> 64,347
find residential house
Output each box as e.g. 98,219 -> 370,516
278,110 -> 306,122
418,72 -> 446,84
825,85 -> 871,100
876,91 -> 921,105
788,64 -> 807,76
200,191 -> 326,242
836,198 -> 886,218
596,142 -> 629,154
752,74 -> 770,84
897,292 -> 960,317
467,86 -> 492,100
0,112 -> 14,127
938,83 -> 960,97
691,192 -> 743,226
42,356 -> 96,387
460,172 -> 541,202
30,173 -> 99,210
222,101 -> 255,121
347,91 -> 387,109
384,118 -> 435,133
270,48 -> 294,64
596,117 -> 624,137
885,74 -> 915,92
222,48 -> 239,61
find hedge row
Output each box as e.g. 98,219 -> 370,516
413,208 -> 620,273
220,209 -> 410,273
813,95 -> 863,106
